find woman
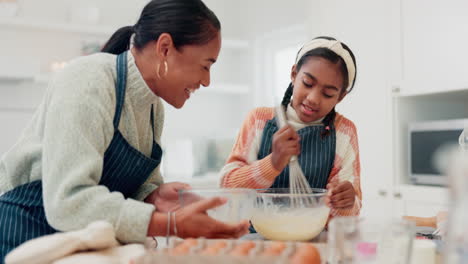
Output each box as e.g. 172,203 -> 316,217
0,0 -> 249,260
220,37 -> 362,217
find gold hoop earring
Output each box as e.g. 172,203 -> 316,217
163,61 -> 168,77
156,61 -> 168,79
156,62 -> 162,79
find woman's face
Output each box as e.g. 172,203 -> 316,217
163,32 -> 222,108
291,57 -> 346,123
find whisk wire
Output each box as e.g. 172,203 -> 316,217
275,106 -> 317,208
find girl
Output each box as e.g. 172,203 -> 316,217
0,0 -> 249,260
220,37 -> 361,216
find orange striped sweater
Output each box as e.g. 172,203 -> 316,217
220,106 -> 362,216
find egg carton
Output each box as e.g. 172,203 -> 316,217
132,237 -> 325,264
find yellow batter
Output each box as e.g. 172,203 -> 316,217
251,206 -> 329,241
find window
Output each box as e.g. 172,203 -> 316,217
273,45 -> 302,104
252,25 -> 307,107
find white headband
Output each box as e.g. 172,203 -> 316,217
296,38 -> 356,92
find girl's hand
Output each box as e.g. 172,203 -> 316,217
145,182 -> 191,212
326,179 -> 356,209
271,125 -> 301,171
175,197 -> 250,239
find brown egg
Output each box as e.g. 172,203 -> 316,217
262,241 -> 287,256
184,238 -> 199,247
200,241 -> 228,256
290,243 -> 321,264
169,244 -> 190,256
169,239 -> 198,256
230,241 -> 256,257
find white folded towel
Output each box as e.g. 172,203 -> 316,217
5,221 -> 121,264
53,244 -> 145,264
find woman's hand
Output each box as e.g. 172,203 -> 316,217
147,197 -> 250,239
325,179 -> 356,209
175,197 -> 250,239
145,182 -> 191,212
271,125 -> 301,171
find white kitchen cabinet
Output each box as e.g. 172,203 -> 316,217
388,0 -> 468,218
399,0 -> 468,95
392,184 -> 449,218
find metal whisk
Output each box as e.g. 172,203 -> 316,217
274,105 -> 315,207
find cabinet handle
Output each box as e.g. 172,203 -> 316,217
391,85 -> 400,93
394,192 -> 402,199
378,190 -> 387,197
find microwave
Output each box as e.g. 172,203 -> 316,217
408,118 -> 468,186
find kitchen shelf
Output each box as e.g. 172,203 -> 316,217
0,17 -> 114,36
0,74 -> 33,82
13,73 -> 249,95
0,17 -> 249,49
0,60 -> 39,83
0,73 -> 50,84
393,83 -> 468,98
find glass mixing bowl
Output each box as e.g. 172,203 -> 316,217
179,188 -> 256,224
251,188 -> 330,241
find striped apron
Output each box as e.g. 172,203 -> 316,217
0,51 -> 162,262
257,117 -> 336,189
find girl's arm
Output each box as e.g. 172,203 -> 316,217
327,115 -> 362,216
220,108 -> 281,189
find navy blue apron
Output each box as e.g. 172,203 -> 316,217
0,51 -> 162,262
257,117 -> 336,189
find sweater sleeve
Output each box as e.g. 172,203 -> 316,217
220,108 -> 281,189
327,115 -> 362,217
42,58 -> 155,244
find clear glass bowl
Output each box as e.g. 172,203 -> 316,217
251,188 -> 330,241
179,188 -> 256,224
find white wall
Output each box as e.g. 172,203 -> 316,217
241,0 -> 311,37
203,0 -> 246,40
16,0 -> 147,26
0,83 -> 46,154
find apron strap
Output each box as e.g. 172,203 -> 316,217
113,51 -> 128,129
150,104 -> 156,143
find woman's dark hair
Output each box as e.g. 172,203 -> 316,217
281,36 -> 357,138
101,0 -> 221,54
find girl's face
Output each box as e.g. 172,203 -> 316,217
159,32 -> 222,109
291,57 -> 346,123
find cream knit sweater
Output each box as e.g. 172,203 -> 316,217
0,52 -> 164,243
